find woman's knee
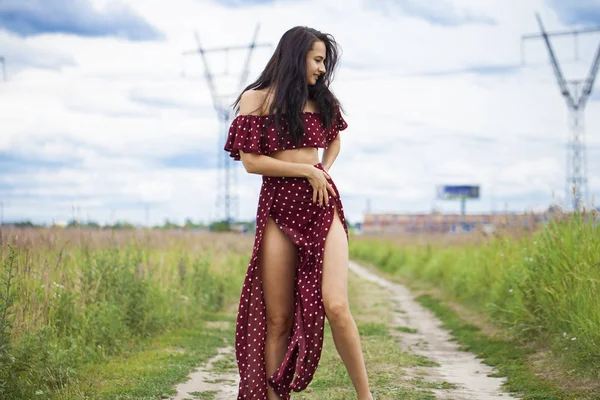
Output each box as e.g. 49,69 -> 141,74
266,311 -> 294,337
324,299 -> 351,326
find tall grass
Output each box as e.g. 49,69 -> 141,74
350,211 -> 600,372
0,228 -> 251,399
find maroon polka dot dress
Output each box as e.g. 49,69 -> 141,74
224,110 -> 349,399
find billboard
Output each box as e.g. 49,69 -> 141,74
437,185 -> 480,200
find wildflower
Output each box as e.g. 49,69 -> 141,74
571,337 -> 576,341
508,289 -> 514,293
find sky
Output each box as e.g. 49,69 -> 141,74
1,0 -> 600,226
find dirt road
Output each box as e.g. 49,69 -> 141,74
170,261 -> 518,399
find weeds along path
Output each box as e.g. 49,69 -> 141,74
349,261 -> 518,400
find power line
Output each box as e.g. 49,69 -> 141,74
182,25 -> 271,225
521,13 -> 600,211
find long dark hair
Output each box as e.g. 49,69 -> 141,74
233,26 -> 343,146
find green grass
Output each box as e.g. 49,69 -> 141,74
9,221 -> 597,399
210,353 -> 237,373
394,326 -> 418,334
188,391 -> 218,399
0,228 -> 249,400
409,378 -> 457,390
4,228 -> 455,399
53,317 -> 235,399
350,211 -> 600,399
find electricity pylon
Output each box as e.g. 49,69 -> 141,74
182,25 -> 270,225
522,14 -> 600,211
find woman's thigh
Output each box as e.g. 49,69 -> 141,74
321,205 -> 350,309
259,217 -> 298,325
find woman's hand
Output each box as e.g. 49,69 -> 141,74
306,166 -> 337,207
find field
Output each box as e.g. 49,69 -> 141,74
350,210 -> 600,397
1,213 -> 599,399
0,228 -> 252,399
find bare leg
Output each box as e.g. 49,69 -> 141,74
322,206 -> 373,400
259,217 -> 297,400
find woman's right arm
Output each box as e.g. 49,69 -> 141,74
240,152 -> 335,207
240,151 -> 311,178
237,90 -> 335,206
237,90 -> 312,179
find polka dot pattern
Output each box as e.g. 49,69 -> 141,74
232,163 -> 349,400
224,111 -> 348,161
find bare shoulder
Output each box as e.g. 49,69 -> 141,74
239,89 -> 268,116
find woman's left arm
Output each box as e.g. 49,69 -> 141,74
321,134 -> 340,172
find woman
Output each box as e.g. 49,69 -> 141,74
224,26 -> 374,400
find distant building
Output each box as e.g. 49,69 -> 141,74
360,212 -> 552,234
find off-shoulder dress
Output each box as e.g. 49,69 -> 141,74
224,110 -> 349,399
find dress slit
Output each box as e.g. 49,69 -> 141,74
235,163 -> 348,400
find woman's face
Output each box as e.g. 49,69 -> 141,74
306,40 -> 326,86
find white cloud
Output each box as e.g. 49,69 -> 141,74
1,0 -> 600,226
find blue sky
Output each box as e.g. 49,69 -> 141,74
546,0 -> 600,26
0,0 -> 163,40
1,0 -> 600,226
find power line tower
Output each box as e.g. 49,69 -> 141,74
182,25 -> 270,226
522,14 -> 600,211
